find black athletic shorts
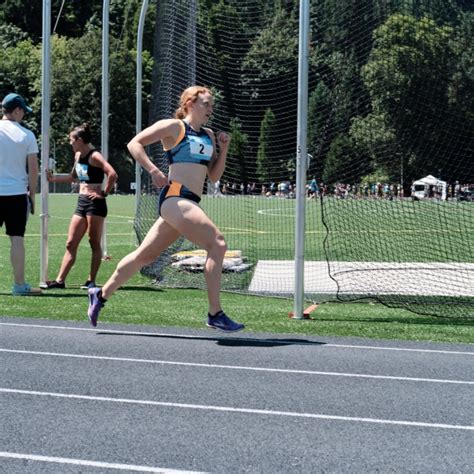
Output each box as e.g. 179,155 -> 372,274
158,181 -> 201,216
74,194 -> 108,218
0,194 -> 29,237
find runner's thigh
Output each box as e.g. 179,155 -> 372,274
161,198 -> 222,250
137,216 -> 181,257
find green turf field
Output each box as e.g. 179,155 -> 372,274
0,194 -> 472,343
136,194 -> 473,290
202,196 -> 473,262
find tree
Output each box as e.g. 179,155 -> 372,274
47,32 -> 139,188
256,108 -> 275,184
238,6 -> 299,184
355,13 -> 469,183
225,118 -> 249,187
0,39 -> 41,131
0,1 -> 155,191
307,82 -> 331,180
322,134 -> 360,184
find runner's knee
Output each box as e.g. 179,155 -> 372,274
88,238 -> 102,252
65,240 -> 79,253
210,233 -> 227,257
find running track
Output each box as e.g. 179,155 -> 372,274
0,316 -> 473,473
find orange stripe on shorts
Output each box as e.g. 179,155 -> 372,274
166,181 -> 182,198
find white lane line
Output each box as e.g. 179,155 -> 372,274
1,348 -> 472,385
1,322 -> 473,355
0,451 -> 203,473
1,387 -> 472,431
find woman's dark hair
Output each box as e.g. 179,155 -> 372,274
71,122 -> 92,144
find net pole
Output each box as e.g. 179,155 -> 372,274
293,0 -> 310,319
101,0 -> 110,258
135,0 -> 150,220
40,0 -> 51,285
189,1 -> 197,84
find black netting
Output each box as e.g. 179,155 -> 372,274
134,0 -> 473,318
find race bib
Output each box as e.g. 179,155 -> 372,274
189,138 -> 213,160
76,163 -> 89,181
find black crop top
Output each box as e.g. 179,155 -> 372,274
74,150 -> 105,184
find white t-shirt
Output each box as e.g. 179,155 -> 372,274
0,119 -> 39,195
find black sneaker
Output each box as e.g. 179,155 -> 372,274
81,280 -> 97,290
41,280 -> 66,289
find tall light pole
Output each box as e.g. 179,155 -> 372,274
135,0 -> 150,218
101,0 -> 110,258
40,0 -> 51,285
293,0 -> 310,319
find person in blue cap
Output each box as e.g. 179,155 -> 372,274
0,93 -> 42,295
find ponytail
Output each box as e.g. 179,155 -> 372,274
174,86 -> 211,119
71,122 -> 92,144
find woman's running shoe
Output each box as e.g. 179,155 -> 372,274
81,280 -> 97,290
207,311 -> 245,332
41,280 -> 66,289
87,287 -> 104,327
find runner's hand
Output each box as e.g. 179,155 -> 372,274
150,168 -> 169,188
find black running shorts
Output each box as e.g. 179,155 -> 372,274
158,181 -> 201,217
74,194 -> 108,218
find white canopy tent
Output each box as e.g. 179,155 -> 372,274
412,175 -> 447,200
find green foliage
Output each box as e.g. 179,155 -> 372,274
242,8 -> 298,81
360,170 -> 391,187
256,108 -> 275,183
0,22 -> 28,48
226,118 -> 249,183
357,13 -> 472,183
0,0 -> 155,191
1,0 -> 473,188
0,39 -> 40,102
0,40 -> 42,139
307,82 -> 331,179
322,134 -> 359,184
0,0 -> 153,42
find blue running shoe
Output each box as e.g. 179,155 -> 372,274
88,287 -> 104,327
12,282 -> 42,296
207,311 -> 245,332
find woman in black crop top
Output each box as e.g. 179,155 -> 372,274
86,86 -> 244,333
43,123 -> 117,290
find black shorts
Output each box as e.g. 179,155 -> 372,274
74,194 -> 108,218
158,182 -> 201,216
0,194 -> 29,237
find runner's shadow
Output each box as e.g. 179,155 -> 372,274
1,292 -> 86,298
117,286 -> 165,292
96,331 -> 326,347
215,337 -> 326,347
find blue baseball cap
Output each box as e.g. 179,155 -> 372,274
2,93 -> 33,113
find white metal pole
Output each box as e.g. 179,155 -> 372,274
189,1 -> 197,84
101,0 -> 110,258
135,0 -> 150,219
293,0 -> 310,319
40,0 -> 51,285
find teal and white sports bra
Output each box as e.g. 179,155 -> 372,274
165,121 -> 213,167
